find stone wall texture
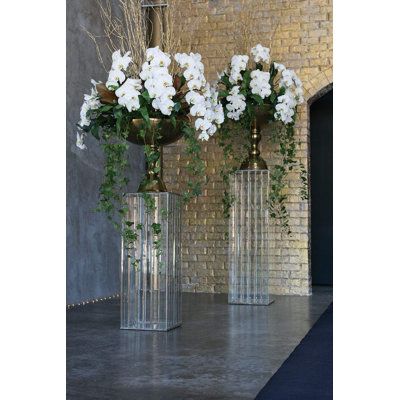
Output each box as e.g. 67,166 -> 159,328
164,0 -> 333,295
66,0 -> 145,305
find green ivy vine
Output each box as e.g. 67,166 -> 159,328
83,102 -> 206,270
217,61 -> 309,235
217,119 -> 308,236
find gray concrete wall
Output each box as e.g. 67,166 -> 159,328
66,0 -> 145,304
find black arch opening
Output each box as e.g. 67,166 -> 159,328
310,89 -> 333,286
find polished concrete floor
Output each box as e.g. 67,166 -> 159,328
67,287 -> 332,400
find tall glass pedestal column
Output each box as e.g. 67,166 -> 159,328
228,170 -> 273,305
120,192 -> 182,331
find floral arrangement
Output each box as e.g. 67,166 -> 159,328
76,46 -> 224,255
77,46 -> 224,147
220,43 -> 303,125
217,44 -> 307,234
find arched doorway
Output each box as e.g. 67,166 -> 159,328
310,88 -> 333,286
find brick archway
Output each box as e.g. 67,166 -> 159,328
161,0 -> 333,297
303,69 -> 333,104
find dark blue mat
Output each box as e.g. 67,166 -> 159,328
255,303 -> 333,400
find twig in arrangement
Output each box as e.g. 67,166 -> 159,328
81,27 -> 108,73
83,0 -> 198,77
268,21 -> 281,61
234,8 -> 254,55
82,0 -> 149,76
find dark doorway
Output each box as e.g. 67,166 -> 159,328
310,89 -> 333,286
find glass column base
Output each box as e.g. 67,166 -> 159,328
120,192 -> 182,331
228,170 -> 272,306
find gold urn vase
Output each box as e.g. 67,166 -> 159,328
240,105 -> 273,171
128,118 -> 184,192
96,83 -> 185,193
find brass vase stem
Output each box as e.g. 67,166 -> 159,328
240,118 -> 268,170
138,143 -> 167,193
129,118 -> 184,193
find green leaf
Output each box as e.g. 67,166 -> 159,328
173,102 -> 181,112
90,123 -> 100,140
151,223 -> 162,235
246,102 -> 254,118
140,90 -> 151,104
180,75 -> 186,87
170,114 -> 177,128
138,107 -> 150,125
251,94 -> 264,105
99,105 -> 114,112
113,108 -> 123,119
221,75 -> 230,88
242,70 -> 251,88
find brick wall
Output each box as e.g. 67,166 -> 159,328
164,0 -> 333,295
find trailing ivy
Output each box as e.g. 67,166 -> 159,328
77,48 -> 217,271
299,161 -> 309,201
84,103 -> 207,270
216,58 -> 308,235
217,122 -> 249,219
268,122 -> 298,235
181,120 -> 207,203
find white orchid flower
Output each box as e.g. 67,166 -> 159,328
139,62 -> 152,80
115,78 -> 142,98
185,91 -> 204,105
207,124 -> 217,135
274,91 -> 297,124
118,92 -> 140,112
76,131 -> 87,150
145,79 -> 167,99
274,62 -> 286,72
106,68 -> 125,89
146,46 -> 171,67
251,44 -> 270,63
150,53 -> 171,68
198,131 -> 210,141
147,83 -> 175,100
111,50 -> 132,71
79,102 -> 90,127
162,86 -> 176,99
146,46 -> 162,61
250,70 -> 271,99
152,96 -> 175,116
226,85 -> 246,120
83,89 -> 101,110
190,52 -> 202,63
280,69 -> 297,88
214,106 -> 224,125
183,66 -> 202,81
190,102 -> 207,117
112,50 -> 122,62
187,79 -> 204,91
195,118 -> 212,132
174,53 -> 195,69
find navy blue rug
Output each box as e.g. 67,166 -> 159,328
255,303 -> 333,400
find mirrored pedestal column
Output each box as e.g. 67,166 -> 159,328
121,192 -> 182,331
228,170 -> 273,305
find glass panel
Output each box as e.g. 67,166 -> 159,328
120,193 -> 182,330
228,170 -> 271,305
